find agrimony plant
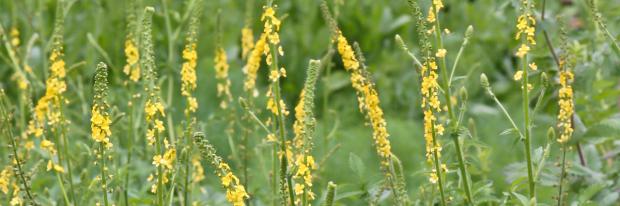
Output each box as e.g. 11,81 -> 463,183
141,7 -> 175,205
292,60 -> 321,205
90,62 -> 113,206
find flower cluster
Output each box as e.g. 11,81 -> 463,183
420,59 -> 445,183
29,48 -> 66,137
513,0 -> 537,88
181,43 -> 198,114
123,39 -> 140,82
0,166 -> 22,205
336,32 -> 393,173
557,68 -> 574,143
194,133 -> 249,206
514,0 -> 536,59
241,27 -> 254,60
123,0 -> 140,82
261,6 -> 283,66
243,34 -> 267,95
292,60 -> 320,204
91,63 -> 112,149
214,47 -> 232,109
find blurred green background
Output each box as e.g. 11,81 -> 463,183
1,0 -> 619,205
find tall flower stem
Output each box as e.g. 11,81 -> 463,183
431,4 -> 474,205
521,46 -> 535,199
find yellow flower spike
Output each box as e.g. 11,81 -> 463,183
194,133 -> 249,206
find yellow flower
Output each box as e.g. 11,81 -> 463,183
214,46 -> 232,109
153,149 -> 175,170
513,70 -> 524,81
0,167 -> 10,194
41,140 -> 57,155
91,107 -> 112,145
47,160 -> 65,173
435,49 -> 447,58
294,183 -> 305,195
154,120 -> 165,133
123,39 -> 141,82
557,70 -> 574,143
243,34 -> 267,93
10,27 -> 20,47
528,62 -> 538,71
241,27 -> 255,59
516,44 -> 530,58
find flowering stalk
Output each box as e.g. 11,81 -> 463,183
406,1 -> 446,204
91,63 -> 112,206
321,1 -> 408,204
141,7 -> 175,205
179,1 -> 202,204
214,38 -> 232,110
194,133 -> 249,206
241,0 -> 255,61
292,60 -> 320,206
260,3 -> 294,204
121,0 -> 140,204
556,28 -> 574,206
427,0 -> 474,203
514,0 -> 537,199
28,1 -> 76,203
0,90 -> 37,206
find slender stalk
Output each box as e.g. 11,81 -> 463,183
0,95 -> 37,205
430,2 -> 473,204
161,0 -> 174,66
56,172 -> 71,206
431,125 -> 446,206
100,144 -> 109,206
521,47 -> 536,199
452,133 -> 473,205
557,144 -> 568,206
480,77 -> 525,139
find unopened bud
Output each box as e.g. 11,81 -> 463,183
480,73 -> 490,88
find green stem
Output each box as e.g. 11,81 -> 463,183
156,132 -> 164,206
161,0 -> 175,67
100,144 -> 109,206
452,134 -> 473,205
484,86 -> 525,139
430,4 -> 473,204
124,86 -> 135,206
267,34 -> 293,204
521,49 -> 536,200
557,144 -> 568,206
431,125 -> 446,206
56,172 -> 71,206
183,111 -> 193,206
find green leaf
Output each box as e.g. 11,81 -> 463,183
579,183 -> 607,203
510,192 -> 531,206
349,152 -> 366,178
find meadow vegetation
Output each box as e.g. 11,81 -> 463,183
0,0 -> 619,205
